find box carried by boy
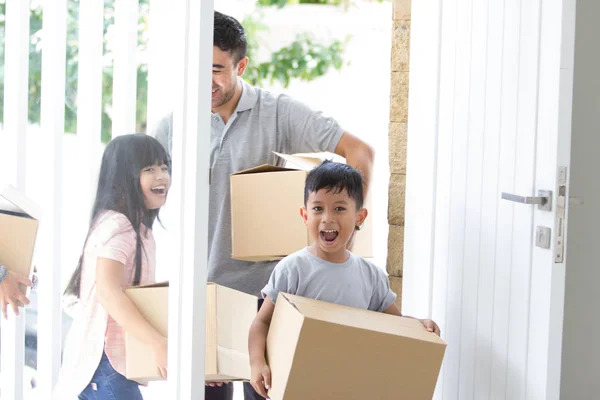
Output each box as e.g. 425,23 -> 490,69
266,293 -> 447,400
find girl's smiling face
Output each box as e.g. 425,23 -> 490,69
140,163 -> 171,210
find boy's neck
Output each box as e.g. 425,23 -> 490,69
308,244 -> 351,264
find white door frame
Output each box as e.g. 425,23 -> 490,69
167,0 -> 214,398
403,0 -> 577,398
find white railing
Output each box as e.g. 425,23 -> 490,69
1,0 -> 213,398
36,0 -> 67,394
1,0 -> 31,398
112,0 -> 139,136
76,0 -> 105,209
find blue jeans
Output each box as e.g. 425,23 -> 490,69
79,352 -> 143,400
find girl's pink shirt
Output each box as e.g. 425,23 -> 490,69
53,210 -> 156,398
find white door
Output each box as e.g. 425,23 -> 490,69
402,0 -> 576,399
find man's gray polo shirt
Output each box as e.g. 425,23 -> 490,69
152,78 -> 344,296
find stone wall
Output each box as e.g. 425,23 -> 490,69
387,0 -> 411,308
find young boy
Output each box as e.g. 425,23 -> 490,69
248,160 -> 441,398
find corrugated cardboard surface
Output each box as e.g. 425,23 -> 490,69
230,152 -> 373,261
231,169 -> 308,261
0,213 -> 38,278
206,284 -> 257,381
125,283 -> 169,382
125,282 -> 257,383
0,185 -> 41,293
266,293 -> 447,400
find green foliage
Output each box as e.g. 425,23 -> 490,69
255,0 -> 392,7
243,13 -> 347,88
0,0 -> 347,143
257,0 -> 349,7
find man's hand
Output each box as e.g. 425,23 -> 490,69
0,271 -> 32,319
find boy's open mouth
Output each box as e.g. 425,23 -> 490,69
320,229 -> 339,243
151,185 -> 166,195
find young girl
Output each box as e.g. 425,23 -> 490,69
52,134 -> 171,400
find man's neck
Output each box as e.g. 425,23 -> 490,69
212,81 -> 243,124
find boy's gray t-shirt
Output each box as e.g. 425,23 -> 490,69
151,79 -> 344,297
262,248 -> 397,312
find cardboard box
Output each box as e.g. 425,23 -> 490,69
125,282 -> 258,382
0,185 -> 42,294
230,152 -> 373,261
266,293 -> 447,400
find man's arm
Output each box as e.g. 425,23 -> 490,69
333,132 -> 375,196
278,96 -> 374,189
150,112 -> 173,156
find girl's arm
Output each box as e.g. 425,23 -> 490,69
248,297 -> 276,398
96,257 -> 168,377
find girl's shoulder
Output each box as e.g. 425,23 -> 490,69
88,210 -> 135,243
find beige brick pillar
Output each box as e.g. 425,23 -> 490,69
387,0 -> 411,309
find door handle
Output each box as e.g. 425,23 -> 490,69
501,190 -> 553,211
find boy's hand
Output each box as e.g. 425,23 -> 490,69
420,319 -> 441,336
250,361 -> 271,399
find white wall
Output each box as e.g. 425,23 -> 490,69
560,0 -> 600,396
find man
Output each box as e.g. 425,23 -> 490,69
0,264 -> 33,319
152,11 -> 374,400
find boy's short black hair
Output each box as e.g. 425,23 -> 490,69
214,11 -> 247,64
304,160 -> 364,209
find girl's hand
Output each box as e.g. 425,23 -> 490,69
152,336 -> 168,379
206,381 -> 229,387
250,361 -> 271,399
420,319 -> 441,336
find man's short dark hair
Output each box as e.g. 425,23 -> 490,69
214,11 -> 247,64
304,160 -> 364,209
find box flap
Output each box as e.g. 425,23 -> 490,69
231,164 -> 293,176
0,185 -> 42,220
273,152 -> 329,171
280,293 -> 446,345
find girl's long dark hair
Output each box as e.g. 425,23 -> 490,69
64,134 -> 171,298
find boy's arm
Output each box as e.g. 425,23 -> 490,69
249,296 -> 276,398
383,303 -> 403,316
249,297 -> 276,367
383,303 -> 441,336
